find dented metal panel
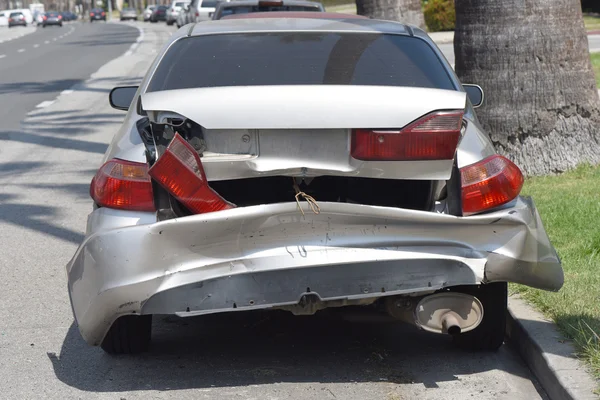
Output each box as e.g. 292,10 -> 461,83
67,196 -> 562,345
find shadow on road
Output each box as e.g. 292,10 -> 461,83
0,131 -> 108,154
0,193 -> 84,244
48,310 -> 539,393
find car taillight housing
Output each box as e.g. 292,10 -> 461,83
460,155 -> 524,215
148,133 -> 234,214
90,159 -> 155,211
351,110 -> 463,161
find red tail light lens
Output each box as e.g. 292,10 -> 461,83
43,15 -> 47,20
460,155 -> 524,215
351,110 -> 463,161
195,11 -> 199,16
101,12 -> 106,16
90,159 -> 155,212
148,133 -> 234,214
58,15 -> 62,19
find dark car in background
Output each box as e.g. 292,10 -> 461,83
150,5 -> 169,22
212,0 -> 324,20
60,11 -> 78,21
8,11 -> 27,27
90,8 -> 106,21
43,11 -> 63,27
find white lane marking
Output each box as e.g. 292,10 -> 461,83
33,44 -> 39,48
124,50 -> 132,56
60,90 -> 74,95
17,49 -> 25,53
44,40 -> 49,44
36,100 -> 55,108
0,55 -> 5,59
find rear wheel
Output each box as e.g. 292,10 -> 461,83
452,282 -> 507,351
100,315 -> 152,354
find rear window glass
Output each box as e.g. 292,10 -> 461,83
47,12 -> 59,16
175,2 -> 187,6
201,0 -> 218,7
10,12 -> 23,16
148,33 -> 454,92
219,5 -> 320,16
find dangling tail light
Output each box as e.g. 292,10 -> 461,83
148,133 -> 234,214
460,155 -> 524,215
90,159 -> 155,211
351,110 -> 464,161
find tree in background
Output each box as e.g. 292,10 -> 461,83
454,0 -> 600,175
356,0 -> 426,30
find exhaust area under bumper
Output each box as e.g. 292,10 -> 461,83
66,196 -> 562,345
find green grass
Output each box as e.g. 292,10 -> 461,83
591,53 -> 600,88
514,164 -> 600,381
584,15 -> 600,31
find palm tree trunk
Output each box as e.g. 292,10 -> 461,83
454,0 -> 600,175
356,0 -> 425,30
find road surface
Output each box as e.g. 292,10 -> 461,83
0,21 -> 549,399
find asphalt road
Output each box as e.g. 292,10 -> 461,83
0,21 -> 549,399
437,34 -> 600,66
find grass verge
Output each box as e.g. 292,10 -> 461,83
584,14 -> 600,31
591,53 -> 600,88
514,164 -> 600,381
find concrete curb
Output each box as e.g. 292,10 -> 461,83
506,295 -> 598,400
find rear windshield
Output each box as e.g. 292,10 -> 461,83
175,2 -> 188,6
201,0 -> 219,7
47,12 -> 59,16
148,33 -> 454,92
219,5 -> 320,16
10,12 -> 23,16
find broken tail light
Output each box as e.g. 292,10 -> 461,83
148,133 -> 234,214
460,155 -> 524,215
351,110 -> 463,161
90,159 -> 155,211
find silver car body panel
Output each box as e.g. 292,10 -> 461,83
67,18 -> 563,346
67,197 -> 562,345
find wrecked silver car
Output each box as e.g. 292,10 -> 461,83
66,17 -> 563,354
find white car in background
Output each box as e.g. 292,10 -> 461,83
14,8 -> 33,24
166,0 -> 190,25
188,0 -> 221,23
143,5 -> 155,21
0,11 -> 8,27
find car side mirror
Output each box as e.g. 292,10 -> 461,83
109,86 -> 138,111
463,84 -> 484,108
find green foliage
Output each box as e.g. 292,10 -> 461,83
423,0 -> 455,32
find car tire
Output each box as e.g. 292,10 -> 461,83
452,282 -> 507,351
42,24 -> 46,28
101,314 -> 152,355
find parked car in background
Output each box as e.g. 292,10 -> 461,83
166,0 -> 189,25
143,5 -> 155,21
0,11 -> 8,27
69,17 -> 563,355
14,8 -> 33,23
42,11 -> 63,27
188,0 -> 221,23
61,11 -> 78,21
212,0 -> 323,19
89,8 -> 106,21
8,11 -> 27,27
150,5 -> 168,22
120,7 -> 138,21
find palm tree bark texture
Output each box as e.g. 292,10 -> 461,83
356,0 -> 425,30
454,0 -> 600,175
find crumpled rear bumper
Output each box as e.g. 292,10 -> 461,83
66,197 -> 562,345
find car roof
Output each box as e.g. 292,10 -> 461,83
221,11 -> 367,20
189,16 -> 414,36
